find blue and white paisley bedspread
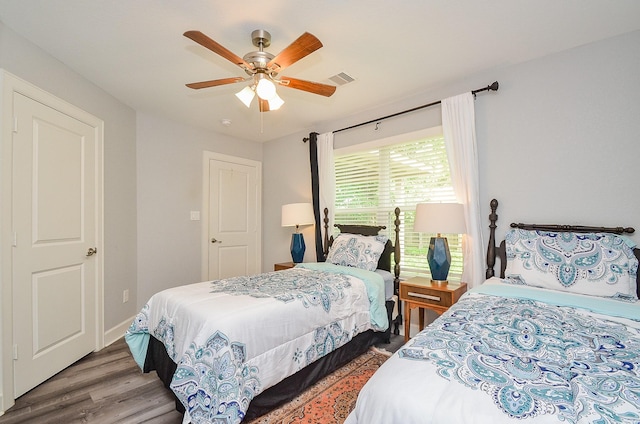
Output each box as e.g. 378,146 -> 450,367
345,278 -> 640,424
125,264 -> 387,424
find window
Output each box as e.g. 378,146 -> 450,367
334,132 -> 463,278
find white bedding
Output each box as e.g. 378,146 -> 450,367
126,264 -> 387,424
346,278 -> 640,424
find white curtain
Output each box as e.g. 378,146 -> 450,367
442,93 -> 484,288
317,132 -> 335,242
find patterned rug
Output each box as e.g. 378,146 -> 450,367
245,348 -> 389,424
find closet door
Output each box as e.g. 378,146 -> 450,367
12,89 -> 102,397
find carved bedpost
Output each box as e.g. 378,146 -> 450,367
393,207 -> 402,335
322,208 -> 330,259
393,207 -> 401,283
486,199 -> 498,279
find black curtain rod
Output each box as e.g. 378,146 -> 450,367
334,81 -> 499,134
303,81 -> 499,141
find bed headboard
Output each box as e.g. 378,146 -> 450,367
485,198 -> 640,296
323,207 -> 401,283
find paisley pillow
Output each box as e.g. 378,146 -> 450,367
504,229 -> 638,301
326,234 -> 388,272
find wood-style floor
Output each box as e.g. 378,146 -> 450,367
0,334 -> 405,424
0,338 -> 183,424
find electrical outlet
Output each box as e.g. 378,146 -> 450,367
123,289 -> 129,303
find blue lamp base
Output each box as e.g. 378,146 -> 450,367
290,233 -> 306,263
427,236 -> 451,283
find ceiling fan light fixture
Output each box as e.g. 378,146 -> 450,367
235,86 -> 255,108
255,75 -> 277,100
267,93 -> 284,110
185,29 -> 336,114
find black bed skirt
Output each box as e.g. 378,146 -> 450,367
143,299 -> 394,421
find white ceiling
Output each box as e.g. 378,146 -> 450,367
1,1 -> 639,143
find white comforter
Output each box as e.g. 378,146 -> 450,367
346,278 -> 640,424
126,264 -> 387,424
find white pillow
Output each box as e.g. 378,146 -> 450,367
326,234 -> 388,272
504,229 -> 638,301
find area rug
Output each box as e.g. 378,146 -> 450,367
246,348 -> 390,424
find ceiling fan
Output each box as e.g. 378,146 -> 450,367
184,29 -> 336,112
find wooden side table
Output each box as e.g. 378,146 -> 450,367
274,262 -> 295,271
400,277 -> 467,342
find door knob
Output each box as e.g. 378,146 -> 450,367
211,238 -> 222,244
86,247 -> 97,257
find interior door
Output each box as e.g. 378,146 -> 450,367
206,155 -> 261,280
12,92 -> 99,397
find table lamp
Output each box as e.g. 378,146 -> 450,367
281,203 -> 315,263
413,203 -> 466,284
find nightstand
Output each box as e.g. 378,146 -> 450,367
274,262 -> 296,271
400,277 -> 467,342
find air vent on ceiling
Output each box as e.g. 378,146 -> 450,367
328,72 -> 355,86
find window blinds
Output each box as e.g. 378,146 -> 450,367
334,135 -> 464,277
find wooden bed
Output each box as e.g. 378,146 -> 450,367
127,208 -> 402,423
345,198 -> 640,424
324,206 -> 403,338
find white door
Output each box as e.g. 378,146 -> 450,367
12,92 -> 100,397
203,153 -> 261,280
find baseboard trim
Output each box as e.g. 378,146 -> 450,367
104,315 -> 135,347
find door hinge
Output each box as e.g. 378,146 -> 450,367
12,232 -> 17,247
13,344 -> 18,360
13,116 -> 18,133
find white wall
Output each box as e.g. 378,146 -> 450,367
263,30 -> 640,278
136,113 -> 262,306
262,132 -> 318,272
0,22 -> 138,333
479,30 -> 640,246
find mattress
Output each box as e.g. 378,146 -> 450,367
374,268 -> 395,301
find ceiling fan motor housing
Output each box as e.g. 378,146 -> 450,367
242,30 -> 276,76
242,51 -> 275,74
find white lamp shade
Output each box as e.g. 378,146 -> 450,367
414,203 -> 466,234
282,203 -> 315,227
267,93 -> 284,110
235,86 -> 255,108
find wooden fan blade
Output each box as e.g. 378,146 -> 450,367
279,76 -> 336,97
184,30 -> 252,70
267,32 -> 322,72
186,77 -> 245,89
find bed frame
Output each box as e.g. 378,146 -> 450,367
323,207 -> 402,336
143,208 -> 403,421
322,207 -> 401,282
485,198 -> 640,297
